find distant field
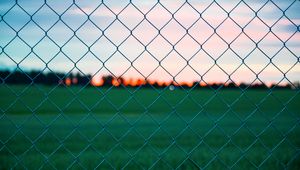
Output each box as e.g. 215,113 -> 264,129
0,85 -> 299,169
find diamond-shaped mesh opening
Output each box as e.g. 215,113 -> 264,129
161,19 -> 186,45
273,48 -> 298,73
147,4 -> 172,29
63,131 -> 88,155
90,129 -> 117,156
217,49 -> 242,75
76,52 -> 103,75
18,21 -> 45,47
119,130 -> 145,156
89,4 -> 115,30
133,51 -> 159,77
162,144 -> 188,169
118,4 -> 143,30
202,2 -> 227,29
119,98 -> 145,117
4,37 -> 31,63
244,18 -> 269,43
47,86 -> 77,110
119,36 -> 145,62
230,1 -> 255,28
245,49 -> 270,73
104,20 -> 130,46
1,0 -> 299,169
218,141 -> 244,168
259,125 -> 284,150
47,146 -> 76,169
33,37 -> 60,62
76,21 -> 102,46
174,93 -> 200,116
91,95 -> 117,115
47,21 -> 74,46
272,16 -> 297,42
90,36 -> 116,61
148,128 -> 173,152
147,96 -> 173,122
258,32 -> 283,57
133,113 -> 159,140
244,140 -> 270,167
217,18 -> 241,44
105,88 -> 133,110
62,37 -> 88,62
257,1 -> 282,27
133,20 -> 158,45
3,5 -> 30,31
175,127 -> 201,153
161,51 -> 187,77
203,126 -> 230,154
189,18 -> 214,44
75,115 -> 104,141
174,3 -> 199,29
147,35 -> 172,61
32,5 -> 58,31
105,52 -> 131,75
132,146 -> 158,168
61,5 -> 87,31
4,129 -> 33,157
189,142 -> 216,169
105,146 -> 133,169
175,35 -> 200,60
203,34 -> 228,59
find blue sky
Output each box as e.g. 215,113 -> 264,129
0,0 -> 299,85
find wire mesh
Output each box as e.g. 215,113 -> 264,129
0,0 -> 299,169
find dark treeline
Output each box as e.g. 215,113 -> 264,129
0,70 -> 297,90
0,70 -> 90,86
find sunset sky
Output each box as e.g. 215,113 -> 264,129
0,0 -> 299,85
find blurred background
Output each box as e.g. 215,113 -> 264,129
0,0 -> 299,86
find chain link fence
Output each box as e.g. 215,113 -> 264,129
0,0 -> 299,169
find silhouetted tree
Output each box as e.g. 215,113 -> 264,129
75,73 -> 91,86
102,75 -> 114,87
227,82 -> 236,89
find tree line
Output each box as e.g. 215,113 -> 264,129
0,70 -> 296,89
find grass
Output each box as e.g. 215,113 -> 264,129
0,85 -> 299,169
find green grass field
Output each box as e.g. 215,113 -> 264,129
0,85 -> 299,169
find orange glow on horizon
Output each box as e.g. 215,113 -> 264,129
65,78 -> 71,86
91,77 -> 104,86
112,79 -> 121,86
87,75 -> 284,88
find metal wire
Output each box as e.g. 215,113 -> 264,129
0,0 -> 299,169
